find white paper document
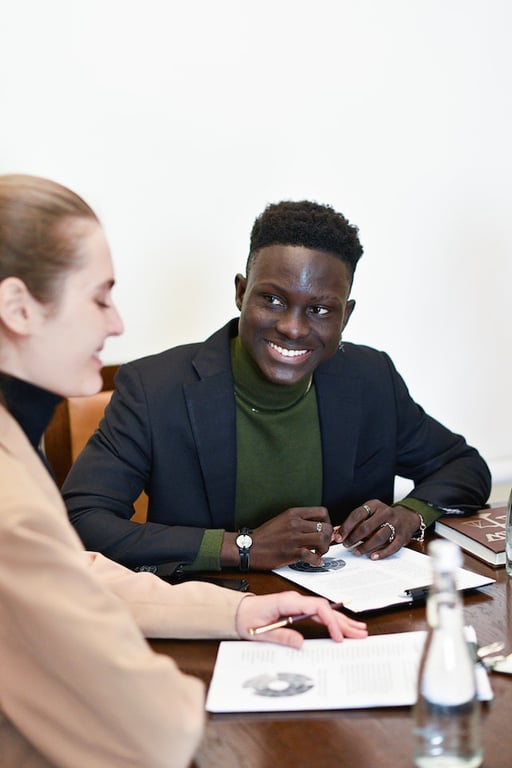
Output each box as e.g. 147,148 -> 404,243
206,632 -> 493,713
272,544 -> 494,613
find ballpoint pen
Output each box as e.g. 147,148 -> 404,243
403,585 -> 431,602
248,601 -> 345,636
343,539 -> 365,551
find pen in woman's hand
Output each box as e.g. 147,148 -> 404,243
248,601 -> 345,636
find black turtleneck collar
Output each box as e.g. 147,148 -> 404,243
0,372 -> 61,451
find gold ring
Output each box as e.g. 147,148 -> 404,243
362,504 -> 373,518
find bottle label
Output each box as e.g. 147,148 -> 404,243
421,657 -> 475,705
421,679 -> 475,706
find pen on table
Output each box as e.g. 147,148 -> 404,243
402,585 -> 431,602
248,601 -> 345,636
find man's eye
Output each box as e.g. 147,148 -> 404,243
309,306 -> 329,316
264,294 -> 284,307
95,298 -> 111,309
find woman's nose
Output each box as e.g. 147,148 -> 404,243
108,303 -> 124,337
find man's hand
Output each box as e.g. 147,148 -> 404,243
222,506 -> 333,570
331,500 -> 422,560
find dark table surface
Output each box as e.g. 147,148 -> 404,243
150,540 -> 512,768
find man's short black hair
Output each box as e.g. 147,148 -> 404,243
247,200 -> 363,277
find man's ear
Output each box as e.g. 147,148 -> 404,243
342,299 -> 356,330
0,277 -> 37,335
234,273 -> 247,311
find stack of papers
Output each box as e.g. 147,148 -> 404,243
272,543 -> 494,613
206,632 -> 493,713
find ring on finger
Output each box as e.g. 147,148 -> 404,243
379,521 -> 396,543
316,522 -> 323,533
362,504 -> 373,519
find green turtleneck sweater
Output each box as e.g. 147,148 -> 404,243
232,336 -> 323,528
184,337 -> 438,571
182,337 -> 322,571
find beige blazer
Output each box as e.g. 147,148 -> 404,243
0,405 -> 244,768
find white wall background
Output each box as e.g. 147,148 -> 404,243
1,0 -> 511,495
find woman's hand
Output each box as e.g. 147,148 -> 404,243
235,590 -> 368,649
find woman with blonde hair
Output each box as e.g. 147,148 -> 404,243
0,174 -> 367,768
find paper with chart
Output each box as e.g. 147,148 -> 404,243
206,631 -> 493,713
272,544 -> 493,613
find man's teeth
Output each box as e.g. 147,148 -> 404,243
268,341 -> 308,358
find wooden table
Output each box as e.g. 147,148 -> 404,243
150,543 -> 512,768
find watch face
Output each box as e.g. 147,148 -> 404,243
236,534 -> 252,549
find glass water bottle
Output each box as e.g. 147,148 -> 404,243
413,539 -> 482,768
505,486 -> 512,577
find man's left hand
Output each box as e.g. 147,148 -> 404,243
331,501 -> 422,560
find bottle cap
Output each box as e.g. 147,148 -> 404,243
428,538 -> 462,570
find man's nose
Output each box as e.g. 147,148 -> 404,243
275,308 -> 309,339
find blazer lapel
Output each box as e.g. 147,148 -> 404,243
183,322 -> 238,530
315,353 -> 362,520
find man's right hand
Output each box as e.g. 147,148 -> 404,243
222,506 -> 333,570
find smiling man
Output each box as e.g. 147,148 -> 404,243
64,200 -> 491,572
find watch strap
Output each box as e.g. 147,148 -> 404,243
237,526 -> 252,572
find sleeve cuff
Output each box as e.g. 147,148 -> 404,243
181,529 -> 224,572
393,497 -> 441,528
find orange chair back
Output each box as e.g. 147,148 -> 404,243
44,367 -> 147,522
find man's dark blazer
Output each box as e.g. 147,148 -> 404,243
64,320 -> 491,568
